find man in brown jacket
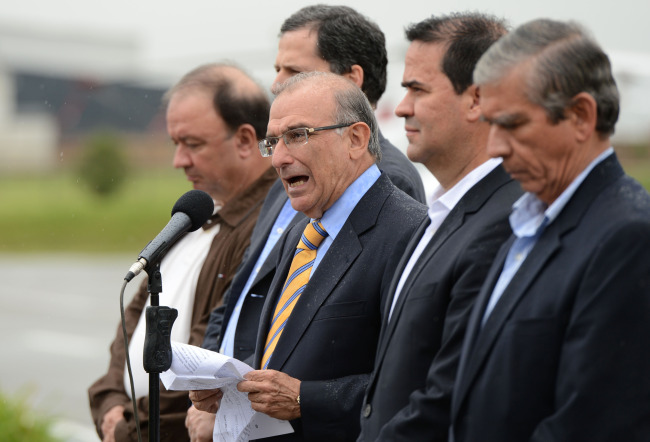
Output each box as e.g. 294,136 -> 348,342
88,63 -> 276,442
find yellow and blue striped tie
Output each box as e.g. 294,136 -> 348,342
261,220 -> 328,369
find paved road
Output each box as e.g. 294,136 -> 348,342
0,253 -> 147,441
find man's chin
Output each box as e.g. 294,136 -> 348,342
288,197 -> 322,219
405,144 -> 422,163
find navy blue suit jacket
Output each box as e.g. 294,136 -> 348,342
254,173 -> 427,441
202,135 -> 425,363
451,154 -> 650,441
359,165 -> 522,441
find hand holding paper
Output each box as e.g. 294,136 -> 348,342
161,342 -> 293,442
238,370 -> 302,421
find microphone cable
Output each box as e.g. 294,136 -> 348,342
120,279 -> 144,442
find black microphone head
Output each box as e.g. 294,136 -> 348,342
171,190 -> 214,231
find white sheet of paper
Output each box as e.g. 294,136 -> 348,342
160,341 -> 293,442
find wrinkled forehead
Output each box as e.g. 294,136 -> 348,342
271,82 -> 337,124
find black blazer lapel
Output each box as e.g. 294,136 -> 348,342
453,153 -> 625,416
219,181 -> 289,340
453,230 -> 561,415
377,217 -> 430,337
267,224 -> 364,370
378,166 -> 513,368
257,173 -> 393,371
251,211 -> 305,287
253,218 -> 303,369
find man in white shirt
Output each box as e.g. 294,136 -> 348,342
88,63 -> 277,442
358,13 -> 522,441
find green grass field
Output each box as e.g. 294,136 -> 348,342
0,169 -> 190,253
1,157 -> 649,254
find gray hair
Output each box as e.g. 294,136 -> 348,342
474,19 -> 619,136
274,71 -> 381,161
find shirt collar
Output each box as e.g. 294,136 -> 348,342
427,157 -> 503,219
509,147 -> 614,238
203,167 -> 277,230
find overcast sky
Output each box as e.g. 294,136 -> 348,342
1,0 -> 649,145
2,0 -> 649,75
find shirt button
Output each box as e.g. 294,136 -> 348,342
363,403 -> 372,418
276,227 -> 284,234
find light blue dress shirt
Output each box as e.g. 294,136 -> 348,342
481,148 -> 614,325
220,198 -> 298,356
220,165 -> 380,356
312,164 -> 381,273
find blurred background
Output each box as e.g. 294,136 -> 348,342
0,0 -> 648,440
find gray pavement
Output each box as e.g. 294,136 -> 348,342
0,253 -> 147,441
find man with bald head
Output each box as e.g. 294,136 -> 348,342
88,63 -> 277,442
190,72 -> 427,441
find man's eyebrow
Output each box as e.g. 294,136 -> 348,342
483,112 -> 527,126
265,123 -> 310,137
401,80 -> 425,88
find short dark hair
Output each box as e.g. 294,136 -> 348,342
163,63 -> 270,139
405,12 -> 508,94
280,4 -> 387,106
474,19 -> 620,136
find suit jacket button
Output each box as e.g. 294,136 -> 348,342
363,403 -> 372,418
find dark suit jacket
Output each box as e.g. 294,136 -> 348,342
377,131 -> 426,204
358,166 -> 522,441
202,134 -> 425,362
451,154 -> 650,442
202,179 -> 303,362
253,173 -> 427,441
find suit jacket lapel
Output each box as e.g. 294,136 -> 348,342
220,181 -> 288,338
378,217 -> 430,333
452,154 -> 625,416
452,230 -> 561,415
266,223 -> 364,370
253,219 -> 302,369
252,211 -> 305,287
375,166 -> 513,375
259,173 -> 393,371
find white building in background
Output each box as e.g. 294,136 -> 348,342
0,21 -> 649,174
0,22 -> 166,173
0,62 -> 58,172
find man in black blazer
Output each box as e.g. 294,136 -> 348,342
190,72 -> 427,441
199,3 -> 425,361
358,13 -> 522,441
187,6 -> 426,438
450,19 -> 650,441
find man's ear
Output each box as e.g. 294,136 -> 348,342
567,92 -> 598,142
342,65 -> 364,89
466,84 -> 482,123
347,122 -> 371,160
233,123 -> 258,158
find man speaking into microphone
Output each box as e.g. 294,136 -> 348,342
88,63 -> 277,442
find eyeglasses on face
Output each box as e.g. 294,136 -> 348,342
258,122 -> 356,157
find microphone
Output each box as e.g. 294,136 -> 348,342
124,190 -> 214,282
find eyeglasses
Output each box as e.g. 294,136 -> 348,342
258,123 -> 355,157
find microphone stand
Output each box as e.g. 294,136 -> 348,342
143,261 -> 177,442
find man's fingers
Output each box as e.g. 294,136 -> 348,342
189,389 -> 223,413
189,388 -> 222,402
